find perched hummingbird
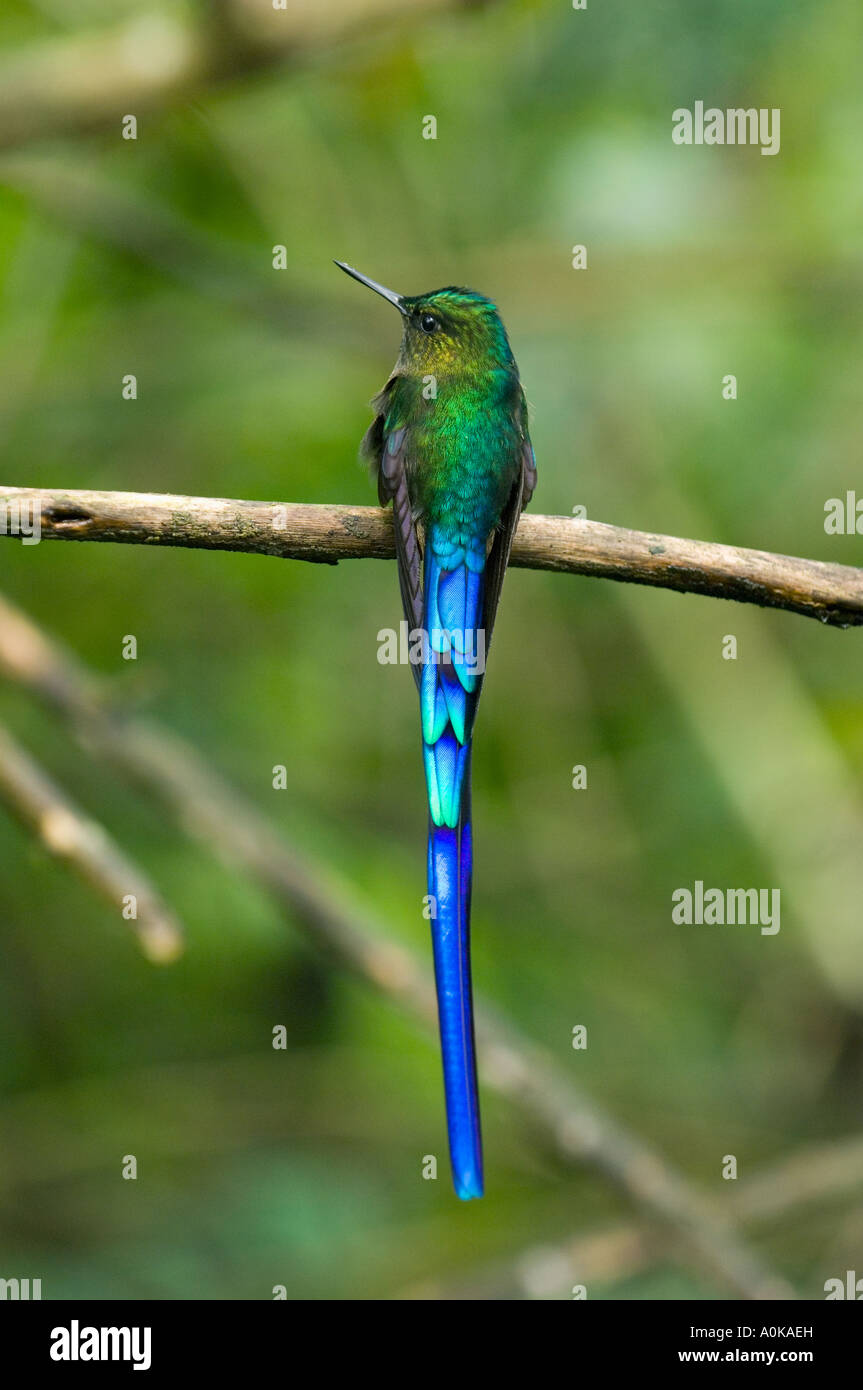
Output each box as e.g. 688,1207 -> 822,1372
337,262 -> 536,1199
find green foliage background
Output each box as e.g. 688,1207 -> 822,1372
0,0 -> 861,1299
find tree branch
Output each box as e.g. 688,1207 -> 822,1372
406,1133 -> 863,1299
0,722 -> 184,963
0,0 -> 471,151
2,485 -> 862,627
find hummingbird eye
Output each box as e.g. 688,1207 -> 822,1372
419,312 -> 439,334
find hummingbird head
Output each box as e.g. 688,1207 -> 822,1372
335,261 -> 515,377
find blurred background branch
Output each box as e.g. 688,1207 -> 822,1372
0,591 -> 791,1299
0,720 -> 183,962
3,486 -> 862,627
0,0 -> 485,151
405,1133 -> 863,1299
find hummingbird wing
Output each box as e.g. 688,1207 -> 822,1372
480,423 -> 536,651
362,381 -> 424,678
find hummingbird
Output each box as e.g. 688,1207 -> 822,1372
336,261 -> 536,1199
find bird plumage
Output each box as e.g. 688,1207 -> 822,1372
337,263 -> 536,1199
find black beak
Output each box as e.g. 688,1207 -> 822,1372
334,261 -> 407,316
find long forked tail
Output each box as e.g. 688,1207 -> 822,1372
428,776 -> 481,1199
421,529 -> 485,1200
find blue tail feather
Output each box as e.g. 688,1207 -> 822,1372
422,529 -> 485,1199
428,806 -> 482,1200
